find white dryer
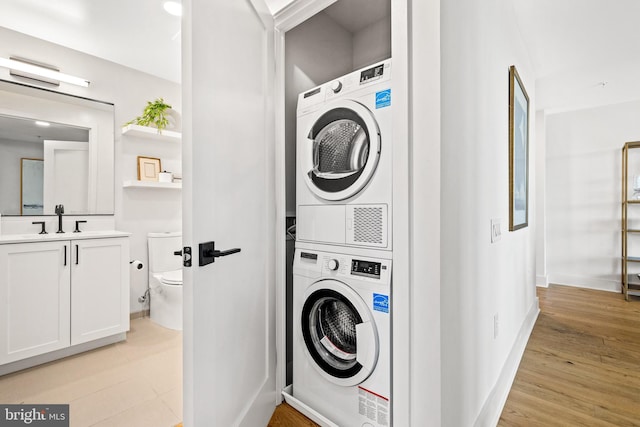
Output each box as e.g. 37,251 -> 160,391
292,244 -> 391,427
296,59 -> 392,250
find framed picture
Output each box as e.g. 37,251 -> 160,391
508,65 -> 529,231
137,156 -> 162,181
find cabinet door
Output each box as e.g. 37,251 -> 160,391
0,242 -> 70,364
71,238 -> 129,345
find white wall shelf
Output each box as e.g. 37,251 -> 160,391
121,124 -> 181,142
123,180 -> 182,190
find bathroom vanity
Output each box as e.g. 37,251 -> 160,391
0,231 -> 130,375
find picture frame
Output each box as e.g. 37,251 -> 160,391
508,65 -> 529,231
137,156 -> 162,181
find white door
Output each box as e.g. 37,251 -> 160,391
182,0 -> 276,426
43,140 -> 93,214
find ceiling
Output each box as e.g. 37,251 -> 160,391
0,0 -> 638,112
0,114 -> 89,144
0,0 -> 181,83
512,0 -> 640,112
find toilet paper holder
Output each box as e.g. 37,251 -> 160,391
130,260 -> 144,270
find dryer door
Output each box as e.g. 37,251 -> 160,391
302,100 -> 381,201
301,279 -> 378,387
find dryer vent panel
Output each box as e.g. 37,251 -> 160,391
346,205 -> 388,248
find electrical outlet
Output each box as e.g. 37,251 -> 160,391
493,313 -> 499,339
491,218 -> 501,243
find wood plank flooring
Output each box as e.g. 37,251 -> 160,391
268,402 -> 319,427
270,285 -> 640,426
499,285 -> 640,426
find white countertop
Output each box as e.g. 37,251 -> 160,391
0,230 -> 131,244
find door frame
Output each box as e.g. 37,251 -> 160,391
272,2 -> 414,426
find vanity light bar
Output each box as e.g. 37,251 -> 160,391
0,57 -> 90,88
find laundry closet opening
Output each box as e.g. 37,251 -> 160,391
282,0 -> 392,392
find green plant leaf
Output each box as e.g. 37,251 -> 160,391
124,98 -> 173,134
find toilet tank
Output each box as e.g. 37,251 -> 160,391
148,232 -> 183,273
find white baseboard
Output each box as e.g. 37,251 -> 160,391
536,275 -> 549,287
473,298 -> 540,427
547,273 -> 620,293
282,385 -> 338,427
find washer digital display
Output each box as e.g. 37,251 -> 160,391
351,259 -> 381,278
360,64 -> 384,83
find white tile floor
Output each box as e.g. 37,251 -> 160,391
0,318 -> 182,427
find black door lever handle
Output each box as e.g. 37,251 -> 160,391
199,241 -> 241,266
213,248 -> 241,257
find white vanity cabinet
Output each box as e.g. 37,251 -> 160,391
0,241 -> 70,365
0,234 -> 130,369
71,237 -> 129,345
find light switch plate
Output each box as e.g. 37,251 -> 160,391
491,218 -> 501,243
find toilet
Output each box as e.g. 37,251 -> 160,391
148,232 -> 183,330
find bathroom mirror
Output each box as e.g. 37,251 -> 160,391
0,80 -> 114,216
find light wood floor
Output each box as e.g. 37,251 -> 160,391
268,402 -> 319,426
499,284 -> 640,426
0,318 -> 182,427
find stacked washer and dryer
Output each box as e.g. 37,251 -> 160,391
290,59 -> 393,427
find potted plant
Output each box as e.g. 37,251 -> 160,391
125,98 -> 174,133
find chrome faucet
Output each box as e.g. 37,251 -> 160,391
55,204 -> 65,233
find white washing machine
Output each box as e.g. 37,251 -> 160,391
296,59 -> 392,250
291,244 -> 391,427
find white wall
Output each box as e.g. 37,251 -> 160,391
352,17 -> 391,70
0,139 -> 43,214
0,27 -> 181,313
441,0 -> 538,425
545,99 -> 640,292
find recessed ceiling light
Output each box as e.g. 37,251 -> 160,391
35,121 -> 51,127
163,1 -> 182,17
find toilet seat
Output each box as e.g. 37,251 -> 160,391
159,269 -> 183,286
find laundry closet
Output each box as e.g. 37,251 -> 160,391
183,0 -> 441,424
281,0 -> 392,425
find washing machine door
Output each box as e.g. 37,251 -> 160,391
303,100 -> 381,201
301,279 -> 379,387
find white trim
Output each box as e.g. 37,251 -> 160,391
547,274 -> 620,293
282,385 -> 339,427
274,24 -> 287,405
473,299 -> 540,427
536,275 -> 549,287
274,0 -> 338,32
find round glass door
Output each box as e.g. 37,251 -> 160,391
301,280 -> 378,386
304,100 -> 381,201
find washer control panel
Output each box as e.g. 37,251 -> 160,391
351,259 -> 381,279
296,249 -> 390,283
